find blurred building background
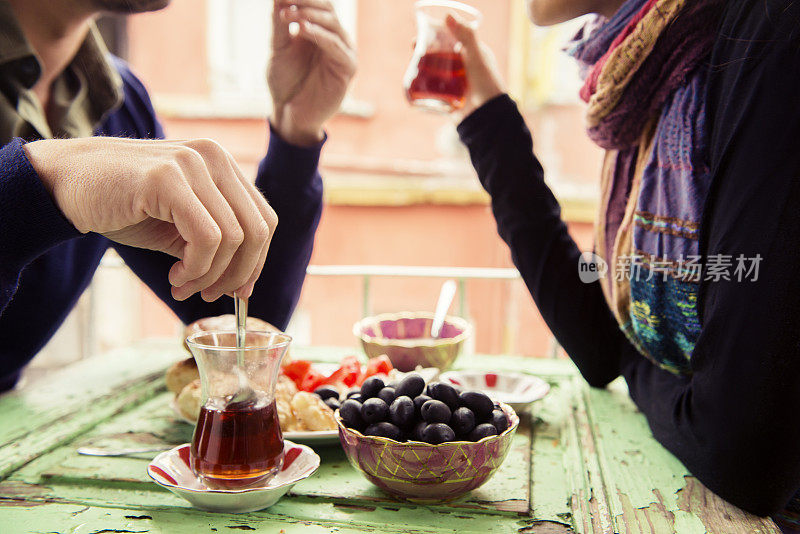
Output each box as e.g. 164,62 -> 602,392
28,0 -> 604,379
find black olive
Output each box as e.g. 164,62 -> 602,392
421,423 -> 455,444
450,407 -> 476,436
420,399 -> 451,424
458,391 -> 494,419
490,409 -> 509,433
348,393 -> 363,403
427,382 -> 460,411
346,389 -> 362,399
377,386 -> 396,405
410,421 -> 428,441
339,399 -> 364,431
364,422 -> 403,441
468,423 -> 498,442
361,397 -> 389,424
324,398 -> 341,411
413,394 -> 432,417
360,376 -> 385,400
395,374 -> 426,399
389,396 -> 415,429
313,385 -> 340,401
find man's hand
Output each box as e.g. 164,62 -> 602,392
268,0 -> 357,146
445,15 -> 505,121
24,137 -> 276,302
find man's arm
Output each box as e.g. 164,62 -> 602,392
0,138 -> 81,315
111,0 -> 354,327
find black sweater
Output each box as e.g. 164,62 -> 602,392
457,0 -> 800,517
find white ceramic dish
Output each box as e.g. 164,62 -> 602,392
439,370 -> 550,413
147,440 -> 319,513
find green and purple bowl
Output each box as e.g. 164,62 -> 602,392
335,403 -> 519,503
353,312 -> 471,372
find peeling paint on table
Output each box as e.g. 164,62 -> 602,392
0,340 -> 779,533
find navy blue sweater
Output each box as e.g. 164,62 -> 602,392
458,0 -> 800,518
0,58 -> 324,391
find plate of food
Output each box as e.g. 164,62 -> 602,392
169,356 -> 411,444
438,370 -> 550,413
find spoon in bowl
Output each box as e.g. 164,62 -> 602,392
430,280 -> 457,338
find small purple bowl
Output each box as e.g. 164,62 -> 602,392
353,312 -> 471,372
335,403 -> 519,503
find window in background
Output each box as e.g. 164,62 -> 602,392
508,0 -> 590,109
206,0 -> 357,113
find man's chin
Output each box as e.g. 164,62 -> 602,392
94,0 -> 171,14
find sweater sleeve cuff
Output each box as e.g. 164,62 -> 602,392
257,123 -> 326,193
456,94 -> 521,146
0,138 -> 80,271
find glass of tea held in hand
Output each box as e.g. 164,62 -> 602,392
185,330 -> 291,489
403,0 -> 482,113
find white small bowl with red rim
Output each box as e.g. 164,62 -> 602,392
147,440 -> 319,513
439,371 -> 550,413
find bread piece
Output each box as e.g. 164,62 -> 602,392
165,357 -> 199,395
290,391 -> 337,431
277,396 -> 300,432
176,379 -> 202,422
276,374 -> 298,405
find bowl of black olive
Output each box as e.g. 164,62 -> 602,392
335,373 -> 519,502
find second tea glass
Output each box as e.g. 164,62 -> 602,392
402,0 -> 483,113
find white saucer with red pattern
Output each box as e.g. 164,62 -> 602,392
439,371 -> 550,413
147,440 -> 319,513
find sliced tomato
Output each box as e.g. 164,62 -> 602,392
358,355 -> 393,385
299,369 -> 327,392
324,354 -> 362,387
282,360 -> 312,389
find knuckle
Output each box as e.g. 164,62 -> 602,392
150,159 -> 182,181
227,224 -> 246,248
186,138 -> 224,155
173,146 -> 204,169
254,219 -> 272,242
199,224 -> 223,248
265,208 -> 278,231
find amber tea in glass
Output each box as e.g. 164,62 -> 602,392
403,1 -> 482,113
186,330 -> 291,488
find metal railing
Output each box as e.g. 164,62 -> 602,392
305,265 -> 561,358
86,255 -> 561,358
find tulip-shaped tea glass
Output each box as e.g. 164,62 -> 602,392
403,0 -> 482,112
185,330 -> 291,488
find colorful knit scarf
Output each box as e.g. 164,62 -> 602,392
568,0 -> 721,374
569,3 -> 800,520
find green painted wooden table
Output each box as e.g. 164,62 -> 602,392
0,340 -> 779,533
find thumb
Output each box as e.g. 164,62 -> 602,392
445,14 -> 478,54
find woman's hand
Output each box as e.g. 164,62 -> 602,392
24,137 -> 276,302
445,14 -> 506,121
268,0 -> 357,146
